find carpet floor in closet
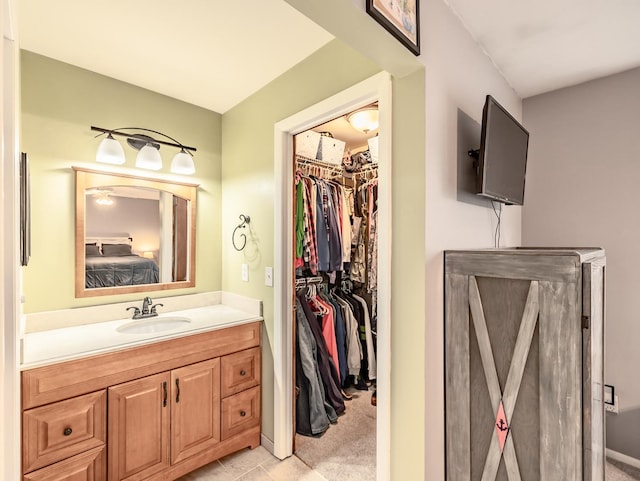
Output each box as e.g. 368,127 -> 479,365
295,384 -> 377,481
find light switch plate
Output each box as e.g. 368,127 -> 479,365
265,267 -> 273,287
241,263 -> 249,282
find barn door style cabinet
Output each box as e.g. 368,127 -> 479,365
444,248 -> 605,481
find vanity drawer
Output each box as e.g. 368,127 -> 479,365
23,446 -> 105,481
221,347 -> 261,397
23,390 -> 106,473
221,386 -> 261,440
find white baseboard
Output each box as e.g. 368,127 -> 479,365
261,433 -> 275,456
607,448 -> 640,470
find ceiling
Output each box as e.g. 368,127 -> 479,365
17,0 -> 334,114
444,0 -> 640,98
18,0 -> 640,116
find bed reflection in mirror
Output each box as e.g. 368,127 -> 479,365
75,168 -> 197,298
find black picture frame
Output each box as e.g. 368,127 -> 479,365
366,0 -> 420,56
20,152 -> 31,267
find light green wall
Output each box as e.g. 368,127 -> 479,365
19,39 -> 428,479
20,51 -> 222,313
220,38 -> 426,479
220,39 -> 383,442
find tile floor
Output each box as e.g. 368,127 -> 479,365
177,446 -> 328,481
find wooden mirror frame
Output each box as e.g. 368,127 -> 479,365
74,167 -> 198,298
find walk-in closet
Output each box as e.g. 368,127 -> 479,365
292,104 -> 380,481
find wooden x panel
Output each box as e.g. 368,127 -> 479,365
469,277 -> 539,481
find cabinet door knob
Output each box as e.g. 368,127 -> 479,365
240,410 -> 246,417
240,369 -> 246,376
63,427 -> 73,436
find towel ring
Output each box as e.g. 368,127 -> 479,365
232,214 -> 251,251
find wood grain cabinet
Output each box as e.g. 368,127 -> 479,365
444,249 -> 605,481
22,321 -> 262,481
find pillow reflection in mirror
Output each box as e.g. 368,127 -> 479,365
102,243 -> 133,256
85,244 -> 102,257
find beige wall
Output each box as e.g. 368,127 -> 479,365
523,67 -> 640,461
421,1 -> 524,475
20,51 -> 222,313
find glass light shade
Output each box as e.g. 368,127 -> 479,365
96,134 -> 126,165
170,149 -> 195,175
135,144 -> 163,170
347,108 -> 379,133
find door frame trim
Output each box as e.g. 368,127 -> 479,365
273,71 -> 392,481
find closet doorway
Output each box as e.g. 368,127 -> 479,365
273,72 -> 392,481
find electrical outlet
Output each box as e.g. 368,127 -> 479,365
605,395 -> 619,414
265,267 -> 273,287
241,263 -> 249,282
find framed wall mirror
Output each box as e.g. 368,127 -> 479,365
74,167 -> 198,298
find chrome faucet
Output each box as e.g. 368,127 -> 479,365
126,297 -> 163,320
142,296 -> 153,315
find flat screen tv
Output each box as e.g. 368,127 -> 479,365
475,95 -> 529,205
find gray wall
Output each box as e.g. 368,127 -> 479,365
522,67 -> 640,461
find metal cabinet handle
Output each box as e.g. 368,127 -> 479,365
163,381 -> 167,407
240,410 -> 246,417
175,378 -> 180,403
63,427 -> 73,436
240,369 -> 246,376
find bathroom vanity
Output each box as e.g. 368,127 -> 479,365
20,297 -> 263,481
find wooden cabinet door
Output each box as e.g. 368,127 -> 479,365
108,372 -> 170,481
444,249 -> 605,481
170,358 -> 221,464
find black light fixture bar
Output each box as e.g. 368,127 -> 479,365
91,126 -> 197,152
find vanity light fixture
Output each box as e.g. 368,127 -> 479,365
346,107 -> 379,134
91,126 -> 197,174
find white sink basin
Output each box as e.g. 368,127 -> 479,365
116,316 -> 191,334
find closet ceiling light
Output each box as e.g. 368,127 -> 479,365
91,126 -> 197,175
94,189 -> 114,206
347,108 -> 379,134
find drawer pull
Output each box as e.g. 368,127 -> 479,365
240,410 -> 246,417
175,378 -> 181,403
63,427 -> 73,436
240,369 -> 246,376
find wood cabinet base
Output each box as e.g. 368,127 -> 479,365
22,321 -> 263,481
149,426 -> 261,481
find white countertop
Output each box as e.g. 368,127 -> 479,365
21,293 -> 263,369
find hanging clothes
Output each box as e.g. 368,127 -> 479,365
295,297 -> 335,436
297,292 -> 345,417
294,153 -> 379,436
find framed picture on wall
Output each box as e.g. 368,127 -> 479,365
366,0 -> 420,55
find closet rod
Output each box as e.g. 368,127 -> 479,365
296,155 -> 343,172
295,276 -> 324,287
